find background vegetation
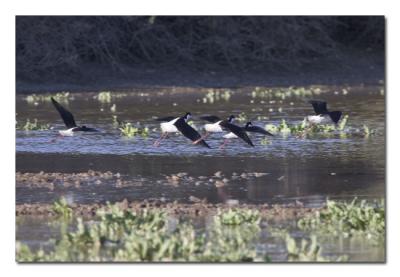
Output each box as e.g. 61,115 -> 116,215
16,16 -> 384,82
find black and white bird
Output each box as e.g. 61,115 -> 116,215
307,100 -> 342,124
197,115 -> 235,140
219,117 -> 254,149
154,113 -> 210,148
244,122 -> 274,136
51,97 -> 97,136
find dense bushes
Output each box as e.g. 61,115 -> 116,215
16,16 -> 384,80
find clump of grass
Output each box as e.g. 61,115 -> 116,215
26,92 -> 71,104
52,197 -> 73,219
298,198 -> 385,240
19,118 -> 50,131
286,235 -> 347,262
97,91 -> 112,103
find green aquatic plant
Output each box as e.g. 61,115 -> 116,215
97,91 -> 112,103
265,115 -> 349,136
52,197 -> 73,219
215,209 -> 261,226
298,198 -> 385,240
119,122 -> 149,138
236,112 -> 248,123
20,118 -> 50,131
286,235 -> 347,262
202,89 -> 232,104
16,204 -> 271,262
25,92 -> 71,103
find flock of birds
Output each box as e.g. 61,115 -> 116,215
49,97 -> 343,149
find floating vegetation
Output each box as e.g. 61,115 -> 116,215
265,115 -> 349,135
119,122 -> 149,138
25,92 -> 72,104
236,112 -> 248,122
286,235 -> 347,262
110,104 -> 117,112
297,198 -> 385,241
202,89 -> 232,104
19,118 -> 50,131
215,209 -> 261,226
16,203 -> 267,262
251,86 -> 323,100
97,91 -> 112,103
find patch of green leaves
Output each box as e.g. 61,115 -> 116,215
26,92 -> 71,103
52,197 -> 73,219
97,91 -> 112,103
119,122 -> 149,138
298,198 -> 385,241
19,118 -> 50,131
16,205 -> 268,262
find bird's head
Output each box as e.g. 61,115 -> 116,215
183,112 -> 192,121
245,122 -> 253,128
228,115 -> 235,122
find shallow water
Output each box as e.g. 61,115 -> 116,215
16,85 -> 385,206
15,85 -> 385,262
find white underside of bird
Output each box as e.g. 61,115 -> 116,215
59,128 -> 76,136
160,118 -> 179,133
223,132 -> 238,139
307,115 -> 330,124
204,121 -> 224,133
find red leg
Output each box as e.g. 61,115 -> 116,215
219,139 -> 229,149
153,132 -> 167,147
193,132 -> 209,144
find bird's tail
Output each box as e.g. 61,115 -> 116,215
329,111 -> 342,124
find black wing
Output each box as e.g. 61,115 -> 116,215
245,125 -> 274,136
156,116 -> 177,122
309,100 -> 328,115
174,118 -> 211,148
51,97 -> 77,128
199,115 -> 221,123
221,121 -> 254,147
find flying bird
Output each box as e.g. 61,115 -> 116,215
154,113 -> 210,148
307,100 -> 342,124
51,97 -> 97,136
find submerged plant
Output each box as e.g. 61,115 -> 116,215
20,118 -> 50,131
